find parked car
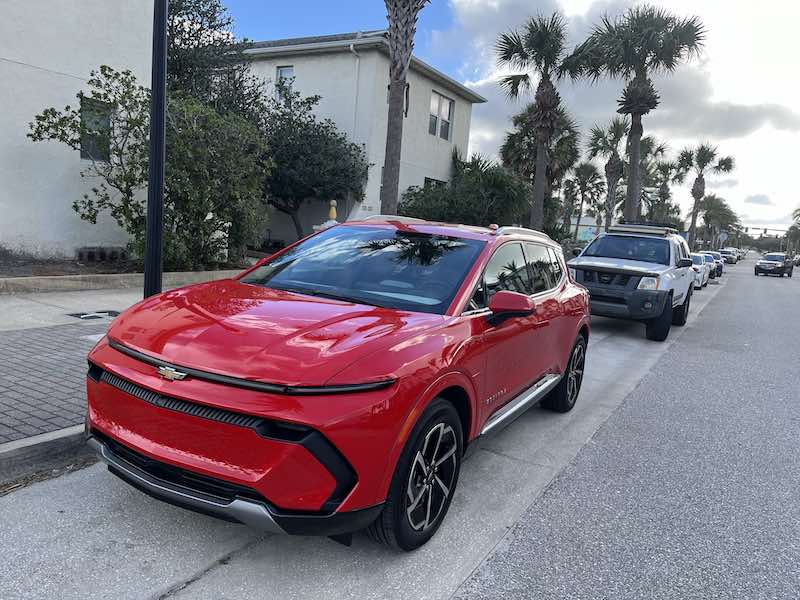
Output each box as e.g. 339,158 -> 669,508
754,252 -> 794,277
85,218 -> 591,551
706,251 -> 725,276
718,248 -> 738,264
568,222 -> 694,341
691,253 -> 710,289
702,253 -> 719,279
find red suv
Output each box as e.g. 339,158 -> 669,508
86,218 -> 590,550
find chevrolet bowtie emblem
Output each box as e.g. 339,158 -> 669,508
157,366 -> 187,381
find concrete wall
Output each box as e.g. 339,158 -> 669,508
249,48 -> 475,242
0,0 -> 152,258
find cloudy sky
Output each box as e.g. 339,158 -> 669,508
229,0 -> 800,231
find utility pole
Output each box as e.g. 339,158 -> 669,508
143,0 -> 168,298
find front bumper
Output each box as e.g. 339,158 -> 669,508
587,287 -> 670,320
87,432 -> 382,535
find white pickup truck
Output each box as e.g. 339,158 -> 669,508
568,223 -> 694,341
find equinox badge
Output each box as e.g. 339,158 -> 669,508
157,366 -> 187,381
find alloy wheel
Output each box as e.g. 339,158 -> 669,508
405,422 -> 458,532
566,342 -> 585,406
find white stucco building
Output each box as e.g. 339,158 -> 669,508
246,31 -> 486,244
0,0 -> 152,258
0,20 -> 484,258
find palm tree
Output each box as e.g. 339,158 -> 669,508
793,207 -> 800,224
646,159 -> 687,223
566,162 -> 605,239
380,0 -> 429,215
701,194 -> 740,248
496,13 -> 572,230
587,117 -> 628,231
679,143 -> 735,248
570,5 -> 705,221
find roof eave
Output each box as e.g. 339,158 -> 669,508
245,37 -> 487,104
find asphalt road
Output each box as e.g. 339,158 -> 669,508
455,263 -> 800,600
3,261 -> 794,599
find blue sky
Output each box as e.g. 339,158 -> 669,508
226,0 -> 459,73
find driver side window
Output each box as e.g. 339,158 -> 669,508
467,243 -> 530,311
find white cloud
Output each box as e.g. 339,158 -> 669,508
744,194 -> 773,206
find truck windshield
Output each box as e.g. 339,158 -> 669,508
240,225 -> 485,314
582,235 -> 670,266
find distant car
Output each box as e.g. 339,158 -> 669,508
718,249 -> 738,264
702,253 -> 718,279
706,251 -> 725,276
691,253 -> 710,289
794,254 -> 800,267
755,252 -> 794,277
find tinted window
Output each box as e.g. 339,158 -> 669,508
764,254 -> 785,262
704,255 -> 715,263
240,226 -> 485,314
583,235 -> 671,265
691,255 -> 704,265
473,243 -> 531,308
525,243 -> 556,293
548,247 -> 564,283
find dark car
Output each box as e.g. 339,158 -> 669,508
754,253 -> 794,277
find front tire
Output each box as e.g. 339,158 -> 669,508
645,297 -> 673,342
541,335 -> 586,413
367,399 -> 462,551
672,289 -> 691,326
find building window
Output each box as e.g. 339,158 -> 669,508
424,177 -> 446,188
80,97 -> 112,161
387,83 -> 410,117
429,91 -> 454,140
276,65 -> 294,82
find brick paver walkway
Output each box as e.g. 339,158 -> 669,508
0,322 -> 110,443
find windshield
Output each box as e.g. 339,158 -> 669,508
764,254 -> 784,262
708,252 -> 721,259
704,255 -> 715,263
240,225 -> 485,314
583,235 -> 670,265
692,255 -> 704,265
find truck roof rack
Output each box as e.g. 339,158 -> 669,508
609,222 -> 679,237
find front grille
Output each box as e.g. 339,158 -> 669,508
579,269 -> 640,288
99,370 -> 264,429
96,430 -> 266,505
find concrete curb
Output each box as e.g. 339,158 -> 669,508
0,269 -> 242,295
0,425 -> 89,484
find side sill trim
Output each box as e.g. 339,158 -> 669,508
107,338 -> 394,396
480,374 -> 563,436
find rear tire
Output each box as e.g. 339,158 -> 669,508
541,335 -> 586,413
367,399 -> 462,551
645,297 -> 673,342
672,289 -> 691,326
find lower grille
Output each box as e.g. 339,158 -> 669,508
95,430 -> 267,505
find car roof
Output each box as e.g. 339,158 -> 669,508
343,217 -> 558,246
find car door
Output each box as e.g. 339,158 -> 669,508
466,242 -> 550,422
672,239 -> 691,305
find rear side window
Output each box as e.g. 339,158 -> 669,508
548,247 -> 564,285
524,243 -> 557,293
469,243 -> 530,309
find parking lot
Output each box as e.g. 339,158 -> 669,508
4,261 -> 795,599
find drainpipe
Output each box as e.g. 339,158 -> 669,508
348,42 -> 362,220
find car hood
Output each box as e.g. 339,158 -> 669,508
568,256 -> 670,275
107,279 -> 444,387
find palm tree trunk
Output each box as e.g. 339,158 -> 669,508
623,113 -> 643,222
530,140 -> 548,230
604,179 -> 618,231
379,79 -> 407,215
290,210 -> 304,241
574,194 -> 585,239
687,176 -> 705,249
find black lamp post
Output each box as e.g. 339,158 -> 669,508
143,0 -> 168,298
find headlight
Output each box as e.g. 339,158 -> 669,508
637,276 -> 659,290
568,267 -> 577,280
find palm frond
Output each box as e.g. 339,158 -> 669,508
714,156 -> 734,173
497,73 -> 533,99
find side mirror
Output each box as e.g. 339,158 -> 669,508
572,247 -> 581,256
677,258 -> 693,268
488,290 -> 535,323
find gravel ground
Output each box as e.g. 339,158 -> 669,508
454,264 -> 800,599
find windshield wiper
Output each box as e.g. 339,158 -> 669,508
268,285 -> 386,308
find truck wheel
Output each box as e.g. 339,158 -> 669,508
645,298 -> 673,342
672,290 -> 691,326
